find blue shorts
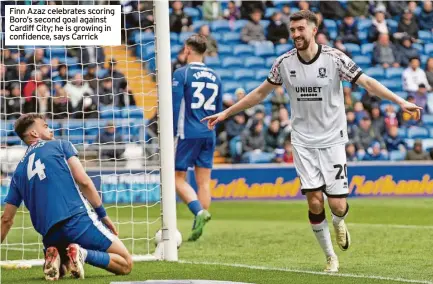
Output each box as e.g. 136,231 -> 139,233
43,211 -> 115,256
175,136 -> 215,171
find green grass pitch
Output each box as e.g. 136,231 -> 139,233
1,198 -> 433,283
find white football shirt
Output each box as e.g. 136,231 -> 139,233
267,44 -> 363,148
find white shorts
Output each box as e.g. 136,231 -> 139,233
292,143 -> 349,197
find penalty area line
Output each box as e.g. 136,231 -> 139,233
179,260 -> 433,284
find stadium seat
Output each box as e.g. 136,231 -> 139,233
100,106 -> 122,119
234,69 -> 255,82
412,43 -> 424,53
222,57 -> 244,68
380,101 -> 401,114
351,91 -> 362,101
170,32 -> 179,44
361,43 -> 374,55
135,32 -> 154,44
422,114 -> 433,126
254,42 -> 275,57
387,19 -> 398,33
397,127 -> 407,138
323,19 -> 337,31
344,43 -> 361,56
421,138 -> 433,151
357,18 -> 372,31
179,32 -> 195,44
214,69 -> 233,80
365,66 -> 385,79
204,56 -> 221,68
222,32 -> 241,44
211,20 -> 231,33
430,127 -> 433,138
85,119 -> 101,137
407,126 -> 429,139
395,91 -> 408,99
222,81 -> 239,93
233,44 -> 254,56
244,57 -> 265,68
65,120 -> 85,138
275,44 -> 293,56
352,55 -> 372,69
183,7 -> 201,21
425,43 -> 433,55
245,81 -> 261,92
139,44 -> 155,60
266,56 -> 277,68
404,138 -> 414,149
358,30 -> 368,43
45,46 -> 66,58
255,69 -> 269,81
265,7 -> 280,18
171,45 -> 182,58
191,20 -> 209,32
122,107 -> 144,119
218,44 -> 233,57
389,150 -> 405,161
380,79 -> 402,92
385,67 -> 404,79
233,20 -> 248,32
260,20 -> 270,30
419,30 -> 432,44
46,120 -> 62,137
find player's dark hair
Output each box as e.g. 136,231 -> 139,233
290,10 -> 318,26
14,113 -> 44,141
185,34 -> 207,55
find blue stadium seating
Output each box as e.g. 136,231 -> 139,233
245,81 -> 261,92
214,69 -> 233,80
135,32 -> 154,44
422,114 -> 433,126
423,139 -> 433,151
430,127 -> 433,138
352,91 -> 362,101
170,32 -> 179,44
179,32 -> 195,43
222,57 -> 244,68
254,42 -> 275,57
191,20 -> 209,32
171,45 -> 182,58
387,19 -> 398,33
344,43 -> 361,56
244,57 -> 265,68
85,120 -> 101,137
358,30 -> 368,43
184,7 -> 201,21
419,30 -> 432,44
361,43 -> 374,55
204,56 -> 221,68
357,19 -> 372,31
255,69 -> 269,81
365,66 -> 385,79
425,43 -> 433,55
211,20 -> 231,33
407,126 -> 430,139
275,44 -> 293,56
234,69 -> 255,82
395,91 -> 408,99
222,81 -> 239,93
266,57 -> 277,68
218,44 -> 233,57
380,79 -> 403,93
385,67 -> 404,79
397,127 -> 407,138
233,20 -> 248,32
260,20 -> 270,30
389,150 -> 405,161
100,106 -> 122,119
222,32 -> 242,44
412,43 -> 424,54
233,44 -> 254,56
323,19 -> 337,31
352,55 -> 372,69
122,107 -> 144,119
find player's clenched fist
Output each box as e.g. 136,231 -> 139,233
399,100 -> 423,120
201,111 -> 229,130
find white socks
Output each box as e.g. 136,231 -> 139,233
331,204 -> 349,226
309,210 -> 336,258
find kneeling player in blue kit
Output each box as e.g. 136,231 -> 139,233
1,114 -> 133,280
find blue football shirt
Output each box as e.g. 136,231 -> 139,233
4,140 -> 88,236
172,62 -> 223,139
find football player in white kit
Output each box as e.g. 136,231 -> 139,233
202,10 -> 422,272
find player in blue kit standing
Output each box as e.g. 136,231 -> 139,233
1,114 -> 133,280
172,35 -> 223,241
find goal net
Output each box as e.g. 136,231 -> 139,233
0,0 -> 177,266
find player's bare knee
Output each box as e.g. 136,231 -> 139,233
123,256 -> 133,275
307,196 -> 324,214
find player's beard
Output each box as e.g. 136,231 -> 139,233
294,37 -> 310,51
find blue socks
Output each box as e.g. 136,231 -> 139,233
85,249 -> 110,268
187,200 -> 203,216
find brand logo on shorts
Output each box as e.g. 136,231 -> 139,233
317,67 -> 327,78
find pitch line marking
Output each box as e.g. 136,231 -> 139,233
180,261 -> 433,284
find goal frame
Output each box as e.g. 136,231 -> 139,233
0,0 -> 178,267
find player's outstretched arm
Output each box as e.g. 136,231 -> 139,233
67,156 -> 118,235
356,74 -> 423,119
1,204 -> 18,243
202,80 -> 277,129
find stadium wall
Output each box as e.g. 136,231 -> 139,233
1,163 -> 433,205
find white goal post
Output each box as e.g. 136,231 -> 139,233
0,0 -> 178,267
